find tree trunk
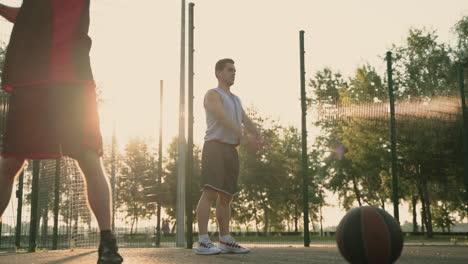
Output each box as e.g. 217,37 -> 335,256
310,214 -> 315,233
420,208 -> 425,233
130,218 -> 135,235
419,186 -> 426,234
412,195 -> 418,232
424,199 -> 433,238
253,209 -> 260,233
66,210 -> 71,242
319,204 -> 324,237
351,174 -> 362,206
294,205 -> 299,232
41,207 -> 49,247
135,218 -> 139,234
421,169 -> 433,238
263,210 -> 269,235
419,186 -> 433,238
73,213 -> 78,247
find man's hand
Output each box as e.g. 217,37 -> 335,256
241,134 -> 268,154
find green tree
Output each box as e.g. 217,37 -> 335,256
391,28 -> 454,98
453,15 -> 468,65
390,26 -> 463,237
310,66 -> 388,210
159,137 -> 202,222
232,109 -> 324,233
117,137 -> 157,234
340,64 -> 387,104
280,126 -> 305,232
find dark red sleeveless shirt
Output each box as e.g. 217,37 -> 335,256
1,0 -> 93,92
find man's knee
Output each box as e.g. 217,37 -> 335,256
74,151 -> 106,183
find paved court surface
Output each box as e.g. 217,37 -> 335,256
0,245 -> 467,264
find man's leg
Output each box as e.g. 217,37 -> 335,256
75,151 -> 122,264
75,151 -> 111,231
216,192 -> 233,237
196,188 -> 218,235
0,158 -> 26,217
195,188 -> 222,254
216,192 -> 250,254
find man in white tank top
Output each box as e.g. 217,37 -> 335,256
195,59 -> 265,255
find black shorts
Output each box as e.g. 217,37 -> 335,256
201,140 -> 239,196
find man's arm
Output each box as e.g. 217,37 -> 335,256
204,90 -> 243,138
0,4 -> 19,23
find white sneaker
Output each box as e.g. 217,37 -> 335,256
195,241 -> 222,255
219,239 -> 250,254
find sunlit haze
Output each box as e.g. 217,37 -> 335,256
2,0 -> 467,228
89,0 -> 468,226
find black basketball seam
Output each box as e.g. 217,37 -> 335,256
345,207 -> 366,264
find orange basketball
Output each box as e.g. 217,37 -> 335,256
336,206 -> 404,264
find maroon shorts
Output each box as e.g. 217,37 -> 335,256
0,82 -> 103,159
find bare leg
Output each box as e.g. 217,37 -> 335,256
75,151 -> 111,231
196,188 -> 218,235
215,192 -> 249,254
0,158 -> 26,218
216,192 -> 233,237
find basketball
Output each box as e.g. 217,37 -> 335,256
335,206 -> 404,264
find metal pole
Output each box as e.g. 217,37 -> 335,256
52,159 -> 61,250
156,80 -> 164,248
458,64 -> 468,204
176,0 -> 187,247
386,51 -> 400,222
15,171 -> 24,249
29,160 -> 40,252
111,126 -> 117,232
186,2 -> 195,249
299,30 -> 310,247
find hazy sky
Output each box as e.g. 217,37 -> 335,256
89,0 -> 468,147
1,0 -> 467,227
87,0 -> 468,226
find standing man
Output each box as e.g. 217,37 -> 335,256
0,2 -> 123,263
195,58 -> 264,255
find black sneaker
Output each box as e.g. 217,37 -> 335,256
97,234 -> 123,264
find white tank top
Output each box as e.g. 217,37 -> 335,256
204,88 -> 243,145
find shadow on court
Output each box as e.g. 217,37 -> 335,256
0,245 -> 467,264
